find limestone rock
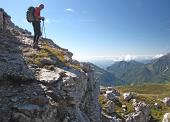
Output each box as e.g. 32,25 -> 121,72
126,101 -> 151,122
123,92 -> 135,101
105,100 -> 115,114
163,113 -> 170,122
40,57 -> 57,66
154,103 -> 161,109
101,112 -> 122,122
105,90 -> 116,101
0,8 -> 101,122
162,97 -> 170,106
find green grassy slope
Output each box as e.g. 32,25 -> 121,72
99,83 -> 170,122
116,83 -> 170,121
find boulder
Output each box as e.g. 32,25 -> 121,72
162,97 -> 170,106
126,111 -> 145,122
101,112 -> 122,122
105,90 -> 116,101
123,92 -> 135,101
106,87 -> 120,96
100,87 -> 107,94
154,103 -> 161,109
122,105 -> 128,112
40,57 -> 56,66
132,99 -> 137,107
126,101 -> 151,122
163,113 -> 170,122
105,100 -> 115,114
107,87 -> 113,91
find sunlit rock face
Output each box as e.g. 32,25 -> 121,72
0,9 -> 101,122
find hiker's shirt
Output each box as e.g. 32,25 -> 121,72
34,7 -> 41,21
32,7 -> 42,36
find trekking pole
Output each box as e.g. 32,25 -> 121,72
41,21 -> 44,38
42,21 -> 46,38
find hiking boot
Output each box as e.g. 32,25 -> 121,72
33,45 -> 40,50
36,46 -> 41,50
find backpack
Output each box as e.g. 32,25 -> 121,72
26,7 -> 35,23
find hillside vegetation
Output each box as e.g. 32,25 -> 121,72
116,83 -> 170,121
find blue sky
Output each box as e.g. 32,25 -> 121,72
1,0 -> 170,61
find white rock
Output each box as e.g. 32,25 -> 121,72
126,101 -> 151,122
154,103 -> 161,109
132,99 -> 137,107
105,91 -> 116,101
122,105 -> 128,112
162,97 -> 170,106
123,92 -> 134,101
102,112 -> 122,122
163,113 -> 170,122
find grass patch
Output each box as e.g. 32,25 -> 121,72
27,49 -> 48,66
42,44 -> 66,63
65,63 -> 82,71
25,43 -> 83,71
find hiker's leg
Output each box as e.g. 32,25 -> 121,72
35,22 -> 42,48
35,35 -> 39,47
33,35 -> 36,44
32,21 -> 37,46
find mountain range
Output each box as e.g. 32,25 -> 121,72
88,63 -> 121,86
93,53 -> 170,86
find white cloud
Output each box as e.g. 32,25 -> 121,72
117,55 -> 137,61
153,54 -> 164,59
74,54 -> 167,62
44,18 -> 59,24
74,55 -> 141,62
65,8 -> 74,12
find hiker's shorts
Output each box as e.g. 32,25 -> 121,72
32,21 -> 42,36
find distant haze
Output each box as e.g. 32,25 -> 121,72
79,54 -> 164,69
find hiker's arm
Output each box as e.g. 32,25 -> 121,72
34,12 -> 42,20
35,16 -> 44,20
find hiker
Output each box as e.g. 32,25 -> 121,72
32,4 -> 45,49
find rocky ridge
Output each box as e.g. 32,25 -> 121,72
0,8 -> 101,122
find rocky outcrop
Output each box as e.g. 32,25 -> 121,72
0,32 -> 34,82
154,102 -> 161,109
105,100 -> 115,114
162,97 -> 170,107
163,113 -> 170,122
100,87 -> 122,122
126,102 -> 151,122
80,63 -> 101,122
101,112 -> 122,122
123,92 -> 135,101
0,8 -> 31,34
0,9 -> 101,122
